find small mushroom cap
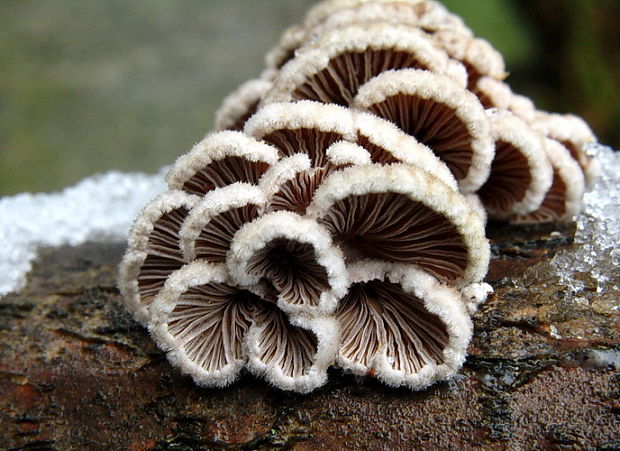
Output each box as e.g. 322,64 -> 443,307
228,211 -> 348,316
318,1 -> 473,36
214,78 -> 273,131
245,101 -> 356,167
307,163 -> 490,286
354,68 -> 494,193
477,111 -> 553,218
179,183 -> 266,261
265,24 -> 307,70
472,77 -> 513,110
260,142 -> 370,216
119,190 -> 199,326
264,23 -> 464,106
246,312 -> 340,394
166,131 -> 279,196
511,137 -> 585,224
259,153 -> 313,200
432,30 -> 507,82
530,112 -> 598,184
302,0 -> 460,30
149,262 -> 251,388
353,111 -> 458,190
336,261 -> 473,390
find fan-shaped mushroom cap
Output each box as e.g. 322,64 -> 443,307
179,183 -> 266,261
265,24 -> 307,70
214,78 -> 273,131
353,68 -> 494,193
336,261 -> 473,390
472,77 -> 512,110
307,164 -> 490,286
244,101 -> 356,167
166,131 -> 279,196
149,262 -> 253,388
530,112 -> 598,184
353,111 -> 458,189
264,23 -> 465,107
303,0 -> 462,31
259,153 -> 313,200
432,30 -> 507,83
318,1 -> 473,36
511,138 -> 585,224
260,143 -> 370,216
119,190 -> 199,326
246,312 -> 340,393
228,211 -> 348,316
477,112 -> 553,218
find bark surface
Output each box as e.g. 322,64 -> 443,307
1,223 -> 619,450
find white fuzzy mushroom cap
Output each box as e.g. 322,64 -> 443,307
245,101 -> 358,169
478,111 -> 553,218
336,261 -> 473,390
228,211 -> 349,316
245,100 -> 357,144
246,313 -> 340,394
530,112 -> 598,184
354,68 -> 494,193
353,111 -> 458,190
166,131 -> 279,194
179,183 -> 267,261
119,190 -> 199,326
264,23 -> 463,105
318,1 -> 473,36
432,30 -> 507,81
149,262 -> 248,388
214,78 -> 273,131
259,153 -> 313,200
307,163 -> 490,286
473,77 -> 513,110
265,24 -> 307,69
511,137 -> 585,224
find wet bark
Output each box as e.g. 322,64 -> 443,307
1,223 -> 619,450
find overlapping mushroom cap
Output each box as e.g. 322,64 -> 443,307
120,0 -> 598,393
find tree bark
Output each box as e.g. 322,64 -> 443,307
1,223 -> 618,450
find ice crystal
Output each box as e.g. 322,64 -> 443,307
552,144 -> 620,297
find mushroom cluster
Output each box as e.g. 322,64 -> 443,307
119,0 -> 598,393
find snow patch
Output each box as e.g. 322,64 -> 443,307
0,170 -> 166,297
552,144 -> 620,298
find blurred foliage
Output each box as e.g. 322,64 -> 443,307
1,0 -> 618,194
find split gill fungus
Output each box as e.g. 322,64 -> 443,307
119,0 -> 598,393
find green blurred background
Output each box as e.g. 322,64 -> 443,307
1,0 -> 619,195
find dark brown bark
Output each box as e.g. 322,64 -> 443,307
1,223 -> 618,450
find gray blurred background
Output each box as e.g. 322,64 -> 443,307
2,0 -> 619,194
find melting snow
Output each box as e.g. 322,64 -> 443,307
0,170 -> 166,297
552,144 -> 620,299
